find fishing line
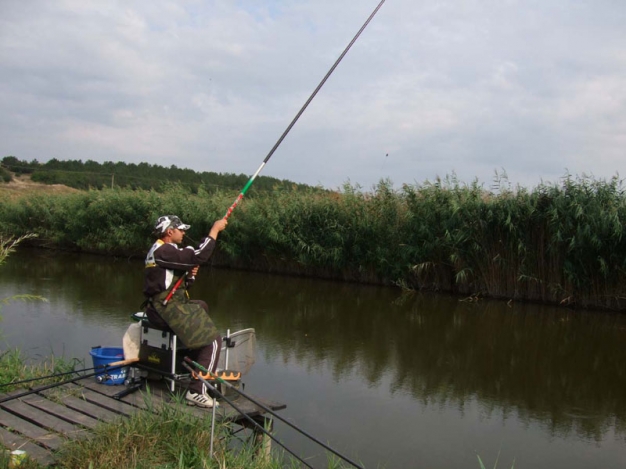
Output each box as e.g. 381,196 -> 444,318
185,357 -> 365,469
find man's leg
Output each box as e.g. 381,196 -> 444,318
188,336 -> 222,394
185,299 -> 222,408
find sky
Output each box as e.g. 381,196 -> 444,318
1,0 -> 625,192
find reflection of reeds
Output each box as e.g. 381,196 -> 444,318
211,264 -> 626,442
387,300 -> 626,441
1,173 -> 626,309
237,280 -> 626,442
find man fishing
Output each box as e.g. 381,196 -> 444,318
143,214 -> 227,408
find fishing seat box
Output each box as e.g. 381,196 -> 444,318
138,319 -> 189,376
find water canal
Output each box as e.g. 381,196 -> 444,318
1,248 -> 625,468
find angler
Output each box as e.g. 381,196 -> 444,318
142,214 -> 227,408
140,0 -> 386,413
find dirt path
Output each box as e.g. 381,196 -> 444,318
0,174 -> 79,200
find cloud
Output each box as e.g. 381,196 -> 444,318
1,0 -> 625,190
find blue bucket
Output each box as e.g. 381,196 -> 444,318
90,346 -> 127,385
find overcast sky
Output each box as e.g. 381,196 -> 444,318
1,0 -> 625,191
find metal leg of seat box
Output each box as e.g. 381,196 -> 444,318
168,334 -> 178,393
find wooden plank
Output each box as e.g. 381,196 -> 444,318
73,378 -> 128,398
39,385 -> 122,422
0,409 -> 64,450
221,388 -> 286,412
65,385 -> 138,417
0,426 -> 55,467
221,397 -> 263,419
259,397 -> 287,412
42,391 -> 121,423
76,378 -> 169,411
220,394 -> 286,420
0,400 -> 88,440
21,394 -> 100,430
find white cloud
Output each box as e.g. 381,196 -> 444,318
1,0 -> 625,189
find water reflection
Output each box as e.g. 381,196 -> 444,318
1,249 -> 626,467
205,268 -> 626,442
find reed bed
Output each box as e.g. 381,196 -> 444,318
1,174 -> 625,310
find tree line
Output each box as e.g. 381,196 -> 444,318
0,155 -> 320,195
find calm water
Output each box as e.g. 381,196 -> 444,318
1,249 -> 626,468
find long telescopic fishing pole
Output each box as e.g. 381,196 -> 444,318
0,365 -> 98,389
163,0 -> 388,305
0,359 -> 136,404
0,372 -> 100,404
223,0 -> 387,220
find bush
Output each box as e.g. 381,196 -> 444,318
0,166 -> 12,183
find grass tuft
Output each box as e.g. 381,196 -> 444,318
0,349 -> 82,392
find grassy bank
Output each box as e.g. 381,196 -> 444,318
0,350 -> 80,394
1,174 -> 625,310
55,395 -> 299,469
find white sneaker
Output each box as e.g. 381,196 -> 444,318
186,390 -> 219,408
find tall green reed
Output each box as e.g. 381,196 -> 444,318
1,174 -> 625,310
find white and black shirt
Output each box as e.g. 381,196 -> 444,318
143,236 -> 217,297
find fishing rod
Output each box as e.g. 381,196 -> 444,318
0,359 -> 136,404
163,0 -> 388,305
0,365 -> 99,389
185,357 -> 365,469
182,362 -> 315,469
223,0 -> 387,220
0,371 -> 99,404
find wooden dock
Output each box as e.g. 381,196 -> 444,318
0,376 -> 286,467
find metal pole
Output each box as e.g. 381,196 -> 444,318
225,328 -> 230,370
